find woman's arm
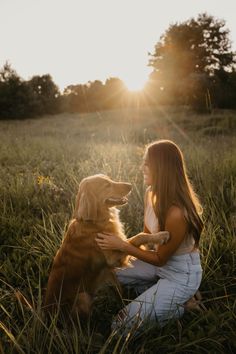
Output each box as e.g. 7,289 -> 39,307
96,232 -> 162,265
155,206 -> 188,265
110,206 -> 186,265
96,206 -> 187,266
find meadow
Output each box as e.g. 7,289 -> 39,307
0,106 -> 236,353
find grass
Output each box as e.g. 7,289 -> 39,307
0,106 -> 236,353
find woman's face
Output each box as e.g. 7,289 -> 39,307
142,153 -> 153,186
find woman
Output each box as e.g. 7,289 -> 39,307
96,139 -> 203,332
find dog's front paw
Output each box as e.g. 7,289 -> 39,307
154,231 -> 170,245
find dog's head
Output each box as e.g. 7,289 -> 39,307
74,174 -> 132,221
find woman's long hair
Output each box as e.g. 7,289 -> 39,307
146,140 -> 203,246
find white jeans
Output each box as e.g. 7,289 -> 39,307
112,252 -> 202,332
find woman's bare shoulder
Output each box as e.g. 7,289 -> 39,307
165,206 -> 188,240
166,206 -> 186,225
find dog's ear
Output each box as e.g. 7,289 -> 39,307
75,189 -> 98,221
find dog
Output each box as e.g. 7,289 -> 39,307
44,174 -> 169,318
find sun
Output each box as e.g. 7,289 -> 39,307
123,75 -> 147,92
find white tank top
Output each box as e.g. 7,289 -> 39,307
144,190 -> 195,255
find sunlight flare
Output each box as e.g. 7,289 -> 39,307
123,75 -> 148,92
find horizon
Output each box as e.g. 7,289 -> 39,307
1,0 -> 236,92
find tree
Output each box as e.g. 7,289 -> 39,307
103,78 -> 127,109
0,63 -> 61,118
63,84 -> 90,113
27,74 -> 60,115
148,13 -> 236,109
62,78 -> 129,113
86,80 -> 105,111
0,62 -> 29,118
63,81 -> 105,113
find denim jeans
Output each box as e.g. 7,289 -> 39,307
112,252 -> 202,332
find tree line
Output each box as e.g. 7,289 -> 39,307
0,13 -> 236,119
0,64 -> 61,119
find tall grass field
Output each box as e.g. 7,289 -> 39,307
0,107 -> 236,353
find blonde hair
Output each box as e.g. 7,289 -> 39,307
146,140 -> 203,246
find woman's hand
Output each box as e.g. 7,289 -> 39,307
95,233 -> 127,252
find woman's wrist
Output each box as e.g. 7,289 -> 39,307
121,240 -> 131,253
121,240 -> 161,266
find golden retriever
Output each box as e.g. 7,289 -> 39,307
44,174 -> 169,318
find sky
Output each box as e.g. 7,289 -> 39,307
1,0 -> 236,92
